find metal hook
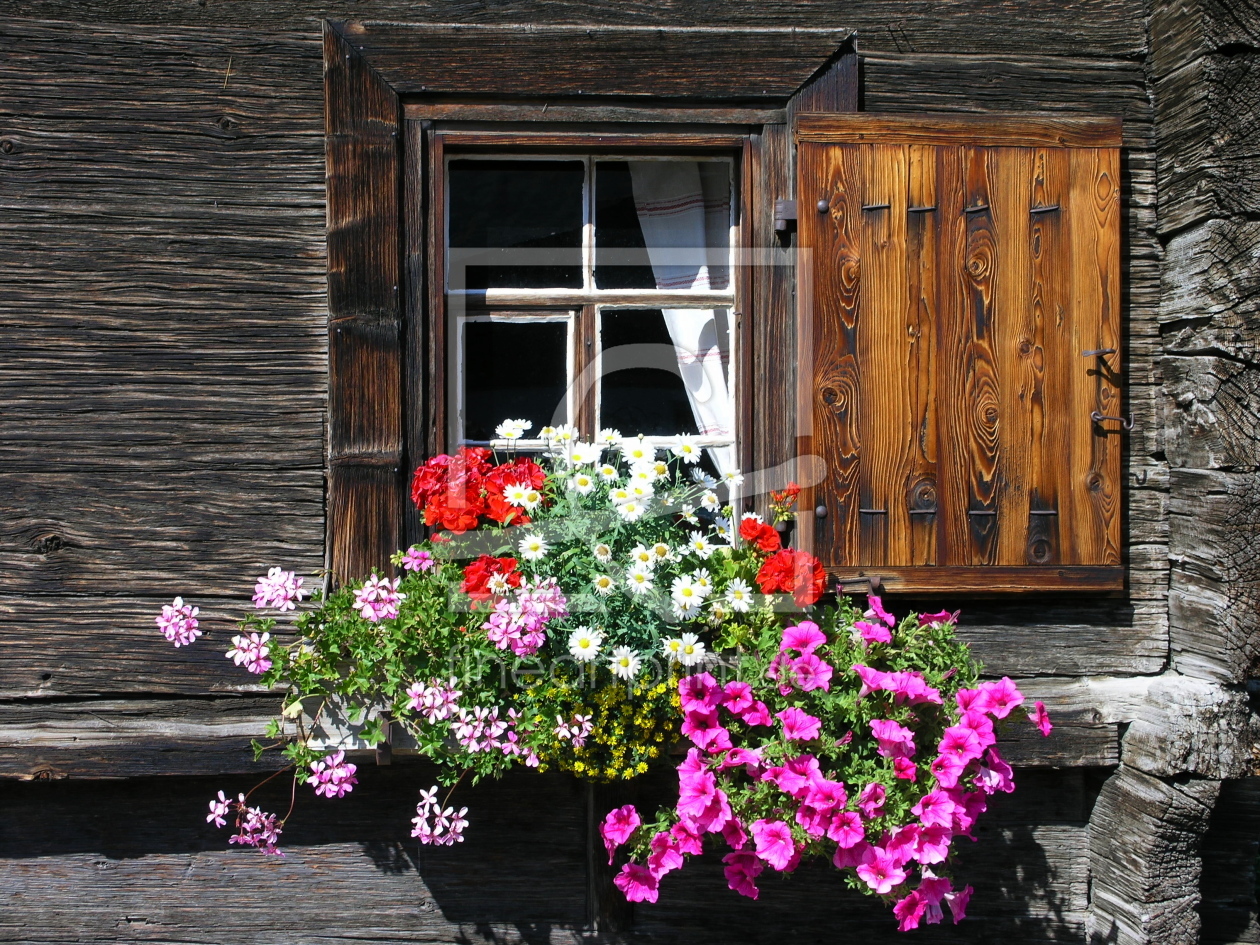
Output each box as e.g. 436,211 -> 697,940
1091,411 -> 1135,430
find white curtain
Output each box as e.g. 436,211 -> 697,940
627,161 -> 735,474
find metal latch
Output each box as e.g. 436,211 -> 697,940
774,198 -> 798,232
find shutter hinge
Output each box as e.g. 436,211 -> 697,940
774,198 -> 798,232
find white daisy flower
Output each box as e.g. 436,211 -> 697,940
592,574 -> 616,596
616,500 -> 649,522
627,481 -> 654,501
539,426 -> 558,441
518,533 -> 548,561
597,463 -> 619,481
569,442 -> 601,466
609,646 -> 642,680
661,637 -> 684,661
629,464 -> 658,486
502,482 -> 532,507
650,541 -> 673,564
553,423 -> 577,444
620,438 -> 654,465
699,490 -> 721,511
521,489 -> 543,510
671,575 -> 704,606
707,600 -> 730,624
690,568 -> 714,596
671,597 -> 704,621
650,459 -> 671,479
487,573 -> 514,597
568,627 -> 604,662
626,565 -> 655,595
593,542 -> 613,564
570,472 -> 596,495
690,469 -> 719,489
678,632 -> 707,667
723,469 -> 745,487
741,511 -> 764,524
494,418 -> 532,440
609,486 -> 633,505
679,504 -> 700,525
686,531 -> 714,559
724,577 -> 753,613
672,436 -> 702,464
629,545 -> 654,568
712,516 -> 733,540
598,428 -> 622,446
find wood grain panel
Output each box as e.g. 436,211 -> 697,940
905,145 -> 940,565
801,141 -> 863,568
797,113 -> 1123,148
856,144 -> 909,566
990,148 -> 1034,565
1068,147 -> 1123,566
1028,147 -> 1072,566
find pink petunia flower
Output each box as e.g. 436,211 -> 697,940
975,747 -> 1015,794
857,782 -> 886,818
750,819 -> 796,871
832,839 -> 871,869
739,700 -> 774,727
914,825 -> 954,864
670,819 -> 704,856
884,823 -> 922,867
679,672 -> 724,713
912,790 -> 957,829
1028,700 -> 1053,736
156,597 -> 201,647
601,804 -> 641,864
780,620 -> 826,654
827,810 -> 865,848
856,846 -> 907,894
722,680 -> 755,714
682,708 -> 733,754
956,687 -> 988,713
869,719 -> 916,759
978,676 -> 1025,718
938,724 -> 984,764
918,609 -> 959,628
851,663 -> 889,699
855,619 -> 892,645
647,830 -> 685,877
776,706 -> 822,741
947,884 -> 974,923
721,816 -> 748,851
791,653 -> 833,692
613,863 -> 659,903
894,890 -> 929,931
865,594 -> 897,627
722,850 -> 764,899
929,752 -> 966,789
894,757 -> 918,781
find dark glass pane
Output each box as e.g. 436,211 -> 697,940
594,160 -> 731,291
599,309 -> 700,437
464,320 -> 568,440
593,162 -> 657,290
449,160 -> 583,289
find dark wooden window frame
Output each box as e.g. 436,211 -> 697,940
323,19 -> 857,582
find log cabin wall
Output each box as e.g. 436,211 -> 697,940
0,2 -> 1253,943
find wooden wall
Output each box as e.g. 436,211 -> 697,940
0,1 -> 1244,942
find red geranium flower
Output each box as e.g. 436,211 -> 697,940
461,555 -> 521,601
739,518 -> 782,553
756,549 -> 827,606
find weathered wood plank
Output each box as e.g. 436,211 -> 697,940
1,3 -> 1150,57
1199,776 -> 1260,945
0,471 -> 322,598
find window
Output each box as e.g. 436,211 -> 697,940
322,21 -> 1124,596
441,153 -> 738,474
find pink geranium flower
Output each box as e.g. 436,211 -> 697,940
722,850 -> 764,899
613,863 -> 659,903
750,819 -> 796,871
601,804 -> 641,864
780,620 -> 826,654
777,706 -> 822,741
400,546 -> 435,572
156,597 -> 201,647
1028,700 -> 1053,736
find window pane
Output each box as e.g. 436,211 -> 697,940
599,308 -> 732,439
594,160 -> 731,291
448,160 -> 584,290
463,320 -> 568,441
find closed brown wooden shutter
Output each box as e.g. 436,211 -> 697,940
795,115 -> 1123,594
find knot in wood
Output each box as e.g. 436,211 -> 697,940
33,533 -> 63,555
0,140 -> 14,155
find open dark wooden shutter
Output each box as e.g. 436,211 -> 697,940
796,115 -> 1123,594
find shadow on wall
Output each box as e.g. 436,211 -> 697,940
0,763 -> 1103,944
